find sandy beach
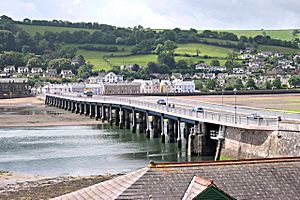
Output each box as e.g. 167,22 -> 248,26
0,97 -> 115,199
0,97 -> 102,127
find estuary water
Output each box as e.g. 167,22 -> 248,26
0,125 -> 212,176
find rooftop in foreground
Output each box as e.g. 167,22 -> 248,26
53,157 -> 300,200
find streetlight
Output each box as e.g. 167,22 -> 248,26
233,88 -> 237,124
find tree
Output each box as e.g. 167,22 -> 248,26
194,80 -> 203,90
205,79 -> 217,90
26,57 -> 41,69
146,62 -> 159,73
246,78 -> 257,89
210,59 -> 220,66
77,63 -> 93,79
234,78 -> 243,90
288,75 -> 300,88
176,60 -> 188,69
272,78 -> 282,89
196,49 -> 201,56
264,80 -> 272,89
158,53 -> 175,68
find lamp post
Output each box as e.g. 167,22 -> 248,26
233,88 -> 237,124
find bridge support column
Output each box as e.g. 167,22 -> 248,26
84,103 -> 88,116
75,102 -> 79,114
101,105 -> 106,122
109,106 -> 113,126
146,113 -> 150,138
177,120 -> 182,148
115,108 -> 120,126
90,104 -> 95,118
161,116 -> 165,143
95,104 -> 99,120
138,112 -> 145,133
124,110 -> 130,129
168,119 -> 175,143
152,116 -> 159,138
131,109 -> 136,133
119,109 -> 124,129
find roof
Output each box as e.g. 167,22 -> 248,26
182,176 -> 213,200
53,157 -> 300,200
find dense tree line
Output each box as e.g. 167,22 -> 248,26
78,45 -> 119,52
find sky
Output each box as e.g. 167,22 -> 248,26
1,0 -> 300,30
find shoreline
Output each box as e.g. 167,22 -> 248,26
0,97 -> 104,128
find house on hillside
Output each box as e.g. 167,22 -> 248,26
171,73 -> 183,80
4,66 -> 15,73
17,66 -> 29,74
43,69 -> 57,78
104,72 -> 123,83
31,67 -> 43,74
172,79 -> 195,93
60,70 -> 75,79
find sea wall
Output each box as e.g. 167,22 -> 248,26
221,122 -> 300,159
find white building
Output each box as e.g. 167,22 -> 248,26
42,84 -> 71,94
31,67 -> 43,74
172,79 -> 195,93
85,83 -> 104,95
60,70 -> 75,79
4,66 -> 15,73
104,72 -> 123,83
17,66 -> 29,74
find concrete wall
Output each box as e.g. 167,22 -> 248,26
221,123 -> 300,159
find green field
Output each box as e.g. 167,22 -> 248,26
203,29 -> 299,41
176,43 -> 230,58
17,24 -> 98,35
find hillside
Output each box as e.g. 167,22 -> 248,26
13,23 -> 300,71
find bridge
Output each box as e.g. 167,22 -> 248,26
45,94 -> 300,159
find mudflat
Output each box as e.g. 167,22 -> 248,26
0,97 -> 102,127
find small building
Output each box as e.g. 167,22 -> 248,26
104,72 -> 123,83
60,70 -> 75,79
0,78 -> 29,98
17,66 -> 29,74
43,69 -> 58,78
70,83 -> 85,93
31,67 -> 43,74
3,66 -> 15,73
171,73 -> 183,80
103,82 -> 141,95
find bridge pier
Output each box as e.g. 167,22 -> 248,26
109,106 -> 113,126
177,120 -> 182,148
131,109 -> 136,133
152,116 -> 159,138
119,109 -> 124,129
90,104 -> 95,118
101,105 -> 105,122
168,119 -> 175,143
146,112 -> 150,138
115,108 -> 120,126
161,116 -> 165,143
124,109 -> 130,129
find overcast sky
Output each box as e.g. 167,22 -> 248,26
1,0 -> 300,29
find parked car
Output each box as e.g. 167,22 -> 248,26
157,99 -> 167,105
192,106 -> 204,112
247,113 -> 263,119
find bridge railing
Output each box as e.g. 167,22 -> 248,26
51,94 -> 279,128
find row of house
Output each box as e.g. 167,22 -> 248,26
1,66 -> 75,79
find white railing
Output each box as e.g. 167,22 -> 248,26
47,94 -> 279,129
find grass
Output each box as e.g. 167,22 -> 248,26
176,43 -> 230,58
16,24 -> 98,35
257,45 -> 300,54
219,155 -> 235,160
210,29 -> 298,41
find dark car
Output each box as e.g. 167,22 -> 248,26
247,113 -> 263,119
192,107 -> 204,112
157,99 -> 167,105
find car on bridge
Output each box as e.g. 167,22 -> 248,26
192,106 -> 204,113
157,99 -> 167,105
247,113 -> 263,119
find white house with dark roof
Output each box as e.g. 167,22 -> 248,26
104,72 -> 123,83
172,79 -> 195,93
17,66 -> 29,74
60,70 -> 75,79
3,66 -> 15,73
31,67 -> 43,74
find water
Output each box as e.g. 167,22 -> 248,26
0,125 -> 212,176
